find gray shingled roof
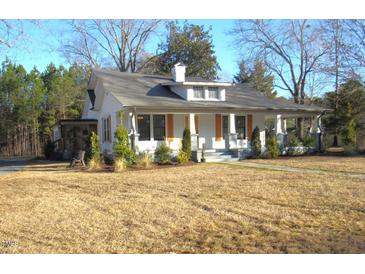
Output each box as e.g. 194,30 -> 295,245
92,70 -> 327,113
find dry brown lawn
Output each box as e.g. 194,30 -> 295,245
0,158 -> 364,253
247,155 -> 365,174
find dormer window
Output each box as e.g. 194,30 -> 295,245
208,87 -> 219,99
193,86 -> 204,99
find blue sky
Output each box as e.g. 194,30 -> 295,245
0,20 -> 239,81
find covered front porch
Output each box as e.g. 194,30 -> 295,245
122,107 -> 323,162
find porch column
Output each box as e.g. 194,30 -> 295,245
188,113 -> 196,135
311,115 -> 322,151
129,110 -> 139,152
228,113 -> 237,149
275,114 -> 285,146
283,118 -> 287,133
189,113 -> 199,162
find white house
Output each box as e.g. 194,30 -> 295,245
56,63 -> 326,162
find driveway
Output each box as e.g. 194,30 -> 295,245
0,160 -> 29,176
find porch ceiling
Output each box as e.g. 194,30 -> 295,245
126,106 -> 325,116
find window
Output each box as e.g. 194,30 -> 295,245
137,115 -> 151,141
235,115 -> 246,139
193,86 -> 204,99
153,115 -> 166,141
102,116 -> 111,143
208,87 -> 219,99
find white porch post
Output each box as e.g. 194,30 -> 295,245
228,113 -> 237,149
311,115 -> 322,151
129,109 -> 139,152
283,118 -> 287,133
275,114 -> 283,134
275,114 -> 285,146
189,113 -> 199,162
188,113 -> 196,135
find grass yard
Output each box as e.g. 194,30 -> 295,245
247,155 -> 365,174
0,157 -> 364,253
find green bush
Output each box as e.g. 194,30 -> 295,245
342,104 -> 357,146
154,143 -> 172,164
182,128 -> 192,160
266,135 -> 280,158
287,131 -> 300,147
302,134 -> 315,147
113,125 -> 136,166
176,149 -> 189,164
44,140 -> 55,159
251,126 -> 261,158
90,132 -> 101,162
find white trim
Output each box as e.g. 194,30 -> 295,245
162,82 -> 232,87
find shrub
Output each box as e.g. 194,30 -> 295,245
88,157 -> 102,170
138,151 -> 153,168
113,125 -> 136,166
103,153 -> 115,165
251,126 -> 261,158
90,132 -> 101,162
342,105 -> 357,146
182,128 -> 192,160
44,140 -> 55,159
154,143 -> 172,164
266,135 -> 280,158
302,134 -> 316,147
89,132 -> 102,169
114,158 -> 126,172
287,131 -> 300,147
176,149 -> 189,164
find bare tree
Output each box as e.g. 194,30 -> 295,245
319,20 -> 352,146
231,20 -> 327,105
61,20 -> 161,72
0,20 -> 24,49
344,20 -> 365,78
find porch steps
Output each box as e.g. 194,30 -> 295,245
202,150 -> 239,163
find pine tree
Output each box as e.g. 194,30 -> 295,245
182,128 -> 192,160
154,21 -> 220,79
252,60 -> 277,98
251,126 -> 261,158
233,59 -> 276,98
342,104 -> 357,145
233,60 -> 251,83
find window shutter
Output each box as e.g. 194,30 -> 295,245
215,114 -> 222,141
167,114 -> 174,143
184,115 -> 188,129
102,118 -> 106,142
108,116 -> 112,142
247,114 -> 253,140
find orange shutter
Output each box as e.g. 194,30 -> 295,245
215,114 -> 222,141
247,114 -> 253,140
167,114 -> 174,143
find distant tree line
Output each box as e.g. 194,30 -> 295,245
0,60 -> 89,156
